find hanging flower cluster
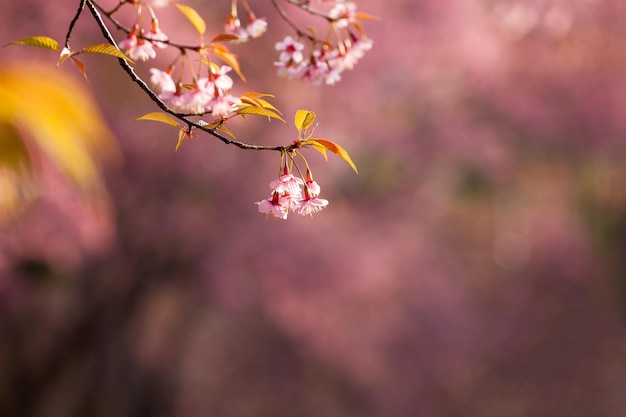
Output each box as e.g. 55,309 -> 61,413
9,0 -> 372,219
149,64 -> 242,117
224,0 -> 268,42
274,0 -> 376,85
256,109 -> 357,219
257,167 -> 328,219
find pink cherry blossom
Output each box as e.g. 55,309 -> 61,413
329,2 -> 357,28
118,34 -> 137,53
146,27 -> 168,49
269,174 -> 304,197
209,94 -> 242,118
246,18 -> 268,38
212,65 -> 235,92
149,68 -> 176,98
305,180 -> 321,197
124,37 -> 156,61
256,193 -> 289,219
296,196 -> 329,216
275,36 -> 305,64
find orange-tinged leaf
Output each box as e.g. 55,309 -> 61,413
295,110 -> 316,132
5,36 -> 59,51
134,112 -> 179,127
83,44 -> 135,64
312,138 -> 358,173
240,92 -> 275,99
239,95 -> 265,108
174,3 -> 206,35
211,33 -> 240,42
73,58 -> 88,81
309,141 -> 328,160
211,44 -> 245,81
355,12 -> 380,20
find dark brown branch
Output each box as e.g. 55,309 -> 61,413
84,0 -> 290,152
64,0 -> 87,49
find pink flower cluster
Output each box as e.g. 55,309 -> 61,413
256,170 -> 329,219
224,14 -> 268,42
275,35 -> 372,85
149,65 -> 242,117
119,21 -> 168,62
273,1 -> 373,85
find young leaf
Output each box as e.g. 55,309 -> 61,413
174,3 -> 206,36
294,110 -> 316,133
175,130 -> 185,151
311,138 -> 358,173
355,12 -> 381,20
83,44 -> 135,64
211,33 -> 240,42
217,124 -> 235,138
211,44 -> 245,81
257,98 -> 282,114
308,141 -> 328,160
5,36 -> 59,51
134,112 -> 179,127
73,58 -> 89,81
235,106 -> 286,123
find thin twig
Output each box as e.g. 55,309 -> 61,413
65,0 -> 87,49
83,0 -> 288,152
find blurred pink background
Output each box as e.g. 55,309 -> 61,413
2,1 -> 626,416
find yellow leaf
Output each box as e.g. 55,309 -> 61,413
174,3 -> 206,36
294,109 -> 316,133
217,124 -> 235,138
175,130 -> 185,151
134,112 -> 179,127
235,105 -> 286,123
5,36 -> 59,51
312,138 -> 358,173
309,141 -> 328,161
0,61 -> 121,218
82,44 -> 135,64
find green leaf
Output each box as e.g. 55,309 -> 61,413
5,36 -> 59,51
295,110 -> 316,133
174,3 -> 206,36
82,44 -> 135,64
311,138 -> 358,173
134,112 -> 179,127
235,106 -> 286,123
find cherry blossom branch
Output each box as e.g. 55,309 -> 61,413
84,0 -> 289,152
286,0 -> 335,20
270,0 -> 319,42
90,1 -> 199,52
65,0 -> 87,49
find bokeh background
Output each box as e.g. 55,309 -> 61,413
2,0 -> 626,416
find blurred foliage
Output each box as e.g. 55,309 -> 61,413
0,62 -> 119,220
2,1 -> 626,417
